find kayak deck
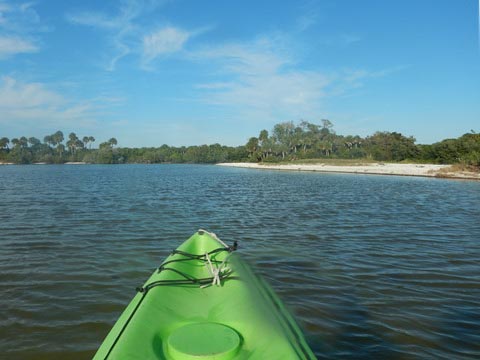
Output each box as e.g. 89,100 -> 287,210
93,230 -> 315,359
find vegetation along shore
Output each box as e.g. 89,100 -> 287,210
1,120 -> 479,180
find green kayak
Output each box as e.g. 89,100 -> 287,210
94,230 -> 315,359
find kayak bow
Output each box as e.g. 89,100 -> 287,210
93,230 -> 315,359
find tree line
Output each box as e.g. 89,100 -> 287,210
0,131 -> 119,164
245,120 -> 479,167
1,122 -> 479,166
0,131 -> 246,164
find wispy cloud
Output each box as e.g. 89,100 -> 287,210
67,11 -> 122,29
0,35 -> 37,58
0,1 -> 45,58
142,26 -> 191,64
191,35 -> 331,122
330,65 -> 410,94
294,0 -> 320,33
67,0 -> 211,71
66,0 -> 156,29
66,0 -> 182,71
66,1 -> 142,71
0,76 -> 98,128
0,1 -> 44,32
193,36 -> 292,76
190,34 -> 404,126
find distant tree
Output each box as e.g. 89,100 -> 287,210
366,132 -> 418,161
53,131 -> 64,145
272,122 -> 296,159
257,130 -> 271,159
44,131 -> 63,148
82,136 -> 90,149
245,137 -> 260,161
321,119 -> 333,131
43,135 -> 53,147
28,137 -> 41,147
458,133 -> 480,166
259,130 -> 269,144
423,132 -> 480,166
19,137 -> 28,148
57,143 -> 65,157
300,121 -> 318,154
108,138 -> 118,147
292,125 -> 305,153
7,137 -> 32,163
0,137 -> 9,150
319,119 -> 335,140
82,136 -> 96,149
66,132 -> 83,154
97,141 -> 114,163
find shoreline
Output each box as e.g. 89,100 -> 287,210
217,162 -> 480,180
1,161 -> 478,180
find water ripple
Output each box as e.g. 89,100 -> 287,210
0,164 -> 479,359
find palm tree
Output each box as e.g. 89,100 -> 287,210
83,136 -> 90,149
245,137 -> 259,160
28,137 -> 41,147
44,135 -> 53,147
57,144 -> 65,157
53,131 -> 64,145
19,137 -> 28,148
0,137 -> 9,150
66,132 -> 79,154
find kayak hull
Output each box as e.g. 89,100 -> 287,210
93,230 -> 315,359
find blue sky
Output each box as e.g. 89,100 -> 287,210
0,0 -> 478,147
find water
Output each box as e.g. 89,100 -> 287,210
0,164 -> 479,359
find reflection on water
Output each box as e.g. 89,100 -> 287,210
0,164 -> 479,359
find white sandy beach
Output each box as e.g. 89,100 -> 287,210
218,162 -> 480,180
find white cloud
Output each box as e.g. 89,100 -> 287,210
0,3 -> 11,22
67,12 -> 120,29
67,1 -> 210,71
193,36 -> 292,76
66,0 -> 169,71
327,66 -> 410,96
66,0 -> 154,28
142,26 -> 190,63
66,6 -> 137,71
0,1 -> 45,59
191,36 -> 331,123
0,76 -> 62,108
194,82 -> 233,90
0,76 -> 96,127
190,34 -> 405,127
0,35 -> 38,58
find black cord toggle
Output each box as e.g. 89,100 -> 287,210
230,241 -> 238,252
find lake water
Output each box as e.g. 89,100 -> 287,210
1,164 -> 479,359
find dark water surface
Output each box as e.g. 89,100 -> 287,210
1,164 -> 479,359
